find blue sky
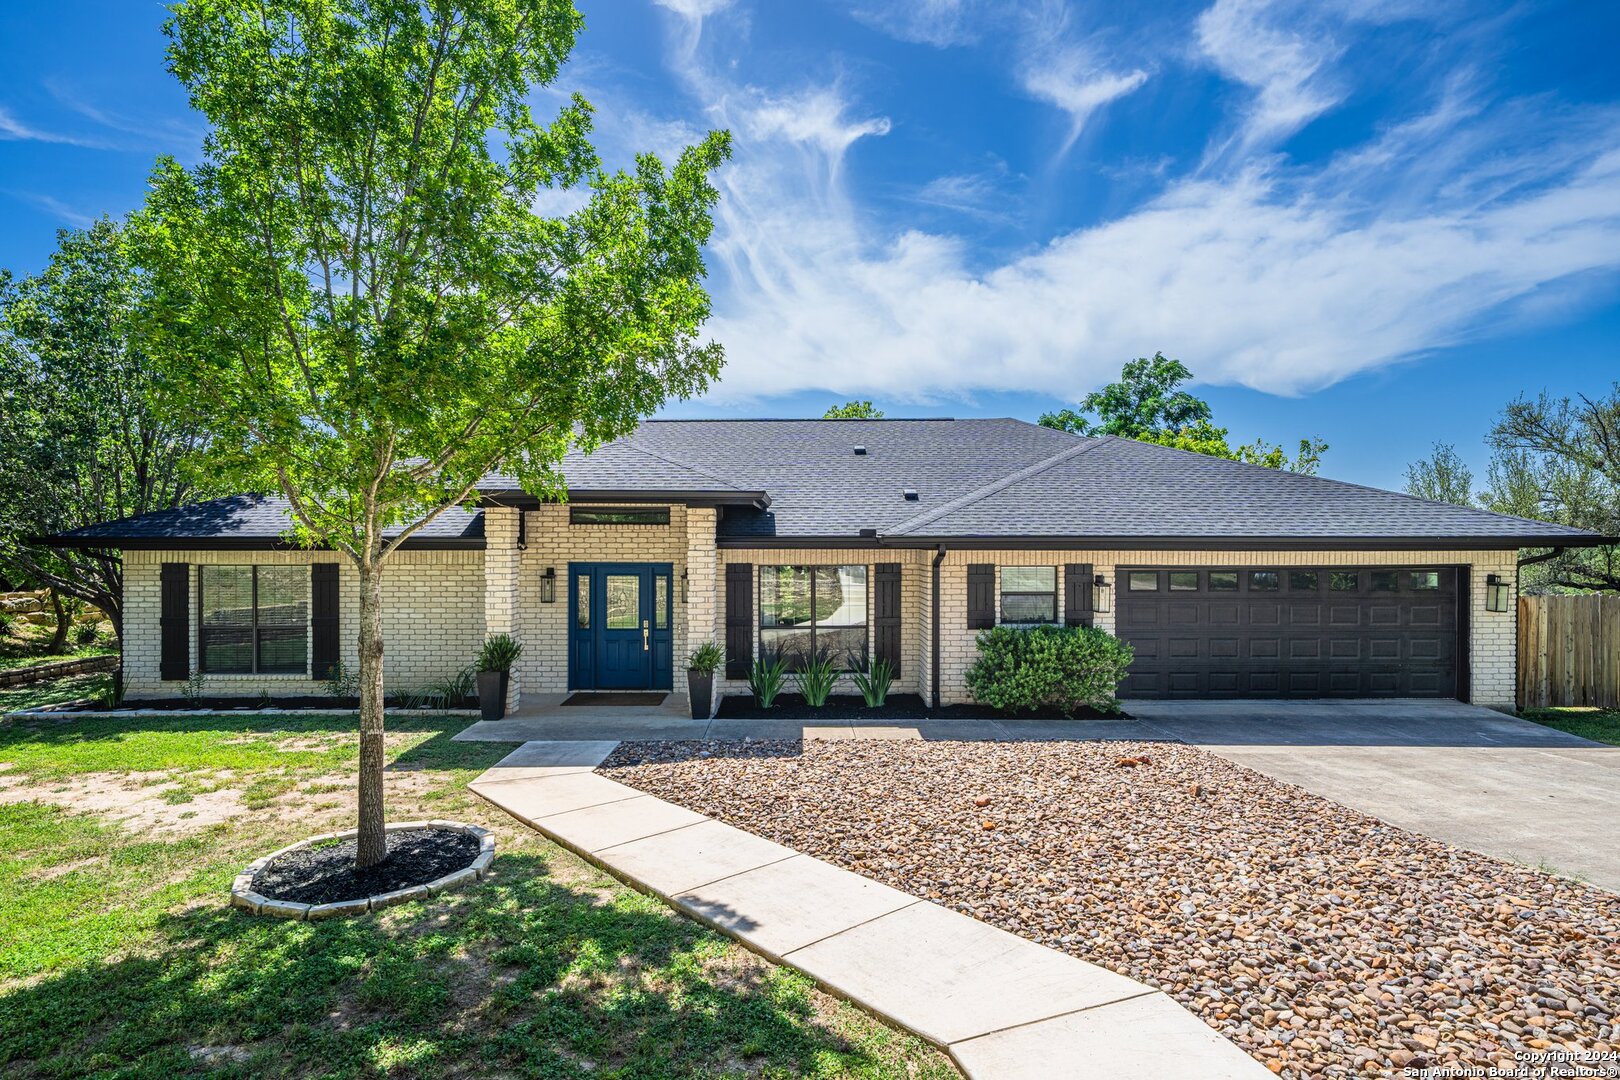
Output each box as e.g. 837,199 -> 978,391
2,1 -> 1618,491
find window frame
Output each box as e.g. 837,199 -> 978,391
198,564 -> 310,676
999,565 -> 1059,624
758,564 -> 869,672
569,506 -> 670,526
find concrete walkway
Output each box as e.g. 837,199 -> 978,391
471,740 -> 1267,1079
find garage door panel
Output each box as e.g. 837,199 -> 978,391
1118,566 -> 1458,700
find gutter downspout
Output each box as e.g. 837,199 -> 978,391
931,545 -> 947,708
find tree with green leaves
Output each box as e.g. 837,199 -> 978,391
137,0 -> 730,867
1040,352 -> 1328,474
1403,442 -> 1475,506
1481,388 -> 1619,592
822,400 -> 883,419
0,217 -> 208,643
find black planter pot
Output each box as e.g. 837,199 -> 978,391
477,670 -> 508,721
687,669 -> 714,719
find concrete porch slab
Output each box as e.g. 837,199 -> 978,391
950,991 -> 1267,1079
471,740 -> 620,781
674,853 -> 921,961
784,899 -> 1149,1047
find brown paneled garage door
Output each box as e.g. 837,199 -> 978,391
1117,566 -> 1461,699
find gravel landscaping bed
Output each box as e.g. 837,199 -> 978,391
601,739 -> 1620,1080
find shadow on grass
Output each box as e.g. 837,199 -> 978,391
0,712 -> 500,758
0,853 -> 907,1079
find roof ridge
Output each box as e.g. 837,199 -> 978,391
1108,437 -> 1588,532
884,435 -> 1111,536
621,441 -> 748,492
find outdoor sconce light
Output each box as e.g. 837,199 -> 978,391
681,569 -> 689,603
1092,573 -> 1113,613
540,567 -> 556,603
1485,573 -> 1510,613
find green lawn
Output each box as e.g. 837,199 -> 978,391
0,672 -> 115,714
1522,706 -> 1620,746
0,641 -> 118,674
0,712 -> 955,1079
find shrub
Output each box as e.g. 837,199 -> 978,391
0,612 -> 13,636
686,640 -> 723,674
179,671 -> 208,706
748,652 -> 789,709
73,622 -> 99,646
794,652 -> 838,708
323,659 -> 359,701
964,624 -> 1133,717
850,657 -> 893,708
477,633 -> 522,673
428,666 -> 476,708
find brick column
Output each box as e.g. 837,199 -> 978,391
684,506 -> 718,674
484,506 -> 523,711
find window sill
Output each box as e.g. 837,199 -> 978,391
198,673 -> 311,680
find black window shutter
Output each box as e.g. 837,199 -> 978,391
725,563 -> 753,680
311,563 -> 341,679
1065,563 -> 1094,627
160,563 -> 189,681
873,563 -> 902,675
967,564 -> 995,629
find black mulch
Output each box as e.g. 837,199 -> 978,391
713,693 -> 1124,721
252,827 -> 480,907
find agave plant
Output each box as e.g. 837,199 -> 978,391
748,652 -> 789,709
850,657 -> 894,708
795,651 -> 838,708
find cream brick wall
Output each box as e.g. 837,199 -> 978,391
713,547 -> 931,698
932,548 -> 1518,707
123,547 -> 485,699
515,503 -> 705,695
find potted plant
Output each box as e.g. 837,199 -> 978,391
685,641 -> 724,719
476,634 -> 523,721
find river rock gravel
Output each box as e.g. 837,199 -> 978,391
599,739 -> 1620,1079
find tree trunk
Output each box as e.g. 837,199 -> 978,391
355,558 -> 388,868
47,588 -> 69,653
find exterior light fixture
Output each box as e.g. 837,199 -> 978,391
1092,573 -> 1113,613
681,569 -> 689,603
540,566 -> 556,603
1485,573 -> 1510,613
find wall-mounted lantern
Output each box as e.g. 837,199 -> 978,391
540,566 -> 556,603
681,569 -> 689,603
1485,573 -> 1510,613
1092,573 -> 1113,614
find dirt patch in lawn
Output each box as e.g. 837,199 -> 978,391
601,739 -> 1620,1080
0,771 -> 247,834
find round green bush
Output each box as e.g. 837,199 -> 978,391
964,624 -> 1134,717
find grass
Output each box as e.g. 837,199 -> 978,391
1521,706 -> 1620,746
0,641 -> 117,674
0,712 -> 955,1079
0,672 -> 115,714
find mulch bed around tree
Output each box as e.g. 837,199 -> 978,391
714,693 -> 1122,721
600,739 -> 1620,1080
252,826 -> 480,906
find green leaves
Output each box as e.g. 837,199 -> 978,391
141,0 -> 731,560
964,624 -> 1133,717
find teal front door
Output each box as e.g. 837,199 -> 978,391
568,563 -> 674,690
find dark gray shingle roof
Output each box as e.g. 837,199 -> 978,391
49,418 -> 1601,548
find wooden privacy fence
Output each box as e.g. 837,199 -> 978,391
1518,594 -> 1620,709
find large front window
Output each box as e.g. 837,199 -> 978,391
759,565 -> 867,670
199,565 -> 309,674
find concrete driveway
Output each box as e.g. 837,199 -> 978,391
1131,700 -> 1620,893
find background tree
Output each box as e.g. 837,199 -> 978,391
139,0 -> 730,867
1403,442 -> 1475,506
1040,353 -> 1328,474
1481,388 -> 1619,592
0,217 -> 206,643
823,400 -> 883,419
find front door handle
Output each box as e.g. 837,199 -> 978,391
642,619 -> 649,651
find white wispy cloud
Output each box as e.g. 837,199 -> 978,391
1195,0 -> 1346,159
0,105 -> 105,148
851,0 -> 984,48
9,191 -> 98,227
1021,52 -> 1149,153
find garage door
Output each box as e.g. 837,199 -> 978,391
1116,566 -> 1460,699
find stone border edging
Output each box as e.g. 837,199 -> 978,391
0,653 -> 119,689
230,819 -> 495,920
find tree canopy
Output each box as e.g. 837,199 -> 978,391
1039,353 -> 1328,474
1403,442 -> 1475,506
823,400 -> 883,419
137,0 -> 731,865
0,217 -> 208,637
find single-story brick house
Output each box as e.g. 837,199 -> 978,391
50,418 -> 1602,710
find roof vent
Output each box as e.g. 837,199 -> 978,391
858,527 -> 878,538
902,488 -> 919,501
853,445 -> 867,455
